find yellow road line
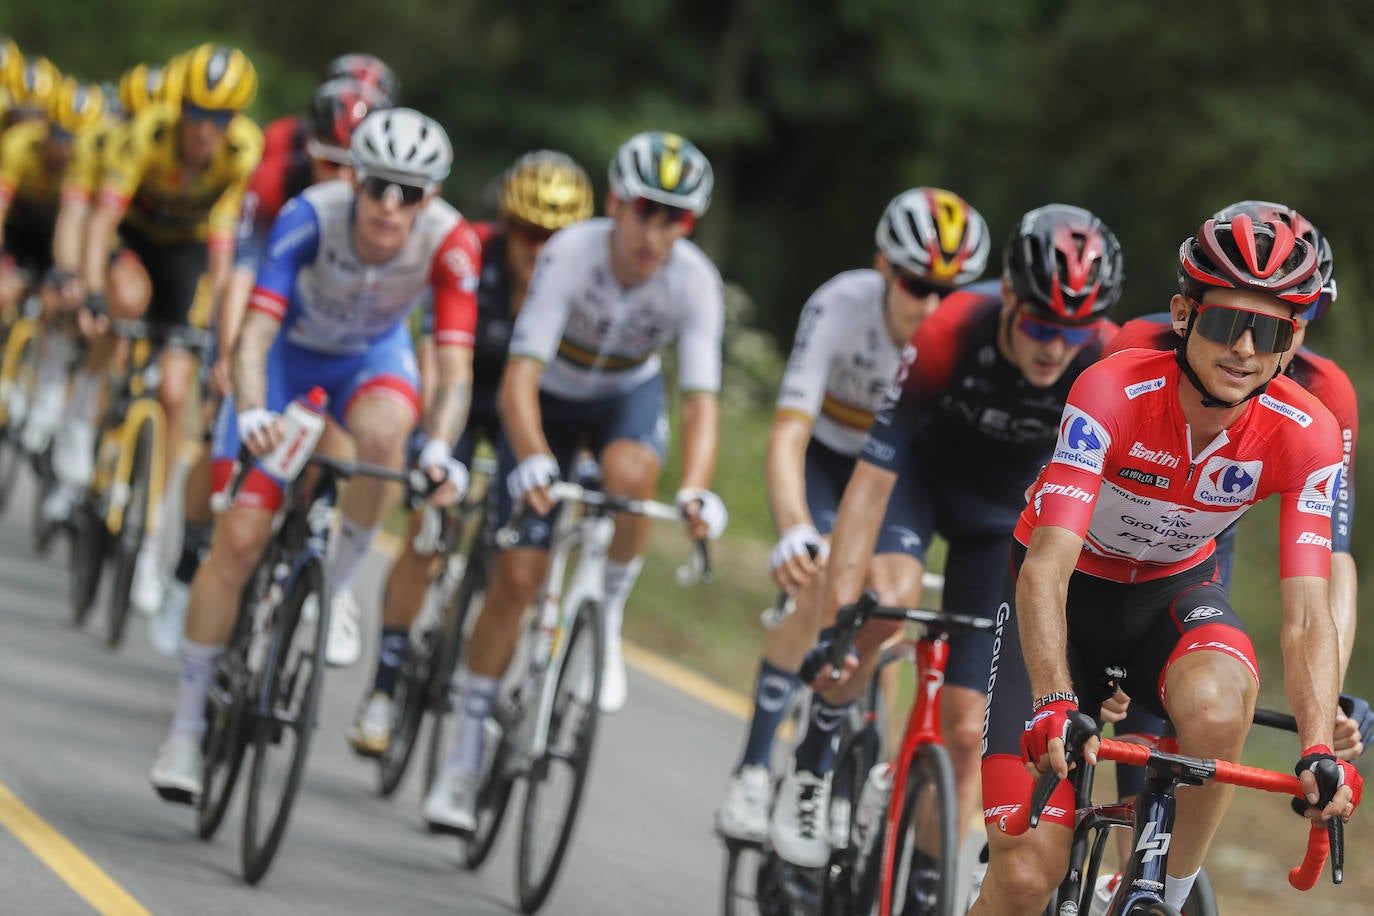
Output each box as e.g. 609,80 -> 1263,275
0,782 -> 153,916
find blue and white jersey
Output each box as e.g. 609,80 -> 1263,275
247,180 -> 481,355
508,218 -> 725,400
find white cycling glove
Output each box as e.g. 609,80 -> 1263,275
236,407 -> 278,444
676,487 -> 729,541
769,523 -> 828,572
418,437 -> 469,502
508,453 -> 560,502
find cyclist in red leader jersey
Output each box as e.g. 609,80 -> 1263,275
974,215 -> 1362,916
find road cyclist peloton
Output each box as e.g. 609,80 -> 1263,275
0,52 -> 63,321
347,148 -> 596,756
974,213 -> 1363,915
146,65 -> 396,656
774,204 -> 1125,880
713,186 -> 992,843
422,129 -> 729,833
44,44 -> 264,624
147,105 -> 481,803
20,61 -> 168,459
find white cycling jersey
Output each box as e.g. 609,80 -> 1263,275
508,218 -> 725,401
775,270 -> 903,455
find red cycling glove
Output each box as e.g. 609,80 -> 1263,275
1021,699 -> 1078,769
1295,743 -> 1364,815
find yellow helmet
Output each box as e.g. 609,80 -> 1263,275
159,52 -> 189,108
10,54 -> 60,111
119,63 -> 164,117
180,43 -> 256,112
500,150 -> 595,231
0,36 -> 22,97
48,78 -> 106,135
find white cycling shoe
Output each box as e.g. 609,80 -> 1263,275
423,768 -> 479,835
347,692 -> 396,757
52,419 -> 95,487
149,579 -> 190,658
768,769 -> 833,868
130,548 -> 166,618
150,734 -> 202,805
325,588 -> 363,668
714,765 -> 771,843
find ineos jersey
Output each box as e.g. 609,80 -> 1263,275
509,218 -> 724,401
247,180 -> 479,354
1018,348 -> 1343,583
775,270 -> 903,456
862,281 -> 1114,508
1107,314 -> 1358,554
421,223 -> 514,392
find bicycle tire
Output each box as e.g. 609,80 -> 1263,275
1126,904 -> 1181,916
1181,868 -> 1217,916
722,840 -> 774,916
515,596 -> 604,913
827,717 -> 883,915
104,418 -> 154,648
30,451 -> 59,555
375,629 -> 433,796
69,498 -> 106,626
200,554 -> 279,839
883,743 -> 957,916
240,554 -> 329,885
0,328 -> 36,514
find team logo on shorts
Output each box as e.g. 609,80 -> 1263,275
1050,406 -> 1110,474
1183,606 -> 1224,623
1297,463 -> 1342,516
1192,457 -> 1262,507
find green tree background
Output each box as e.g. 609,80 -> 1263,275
10,1 -> 1372,702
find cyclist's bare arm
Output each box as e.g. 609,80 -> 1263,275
1329,552 -> 1357,683
213,266 -> 256,395
52,196 -> 89,288
204,241 -> 235,328
676,392 -> 720,540
416,335 -> 437,418
1017,523 -> 1087,777
425,343 -> 473,447
820,459 -> 896,627
1280,575 -> 1340,750
499,355 -> 554,513
80,195 -> 126,298
231,308 -> 281,413
766,412 -> 819,589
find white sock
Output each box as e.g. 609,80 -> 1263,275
1164,868 -> 1199,910
446,671 -> 500,777
66,370 -> 101,424
140,528 -> 162,563
601,557 -> 643,644
36,331 -> 71,389
170,640 -> 223,741
331,519 -> 376,593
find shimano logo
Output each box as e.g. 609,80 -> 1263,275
1258,393 -> 1313,428
1296,531 -> 1333,549
1128,441 -> 1181,469
1038,482 -> 1096,504
1124,376 -> 1166,400
1183,606 -> 1224,623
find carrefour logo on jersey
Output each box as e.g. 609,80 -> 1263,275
1192,457 -> 1263,507
1050,406 -> 1110,474
1297,463 -> 1343,516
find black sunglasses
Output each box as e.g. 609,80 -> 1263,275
1192,302 -> 1296,353
181,101 -> 235,127
631,197 -> 694,225
893,271 -> 950,300
359,175 -> 428,206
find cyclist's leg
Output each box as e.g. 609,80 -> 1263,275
973,545 -> 1074,915
1130,576 -> 1256,907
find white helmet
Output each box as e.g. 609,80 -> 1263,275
875,187 -> 991,286
349,107 -> 453,183
608,131 -> 713,216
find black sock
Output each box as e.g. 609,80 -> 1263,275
372,628 -> 409,697
174,521 -> 212,585
793,693 -> 848,776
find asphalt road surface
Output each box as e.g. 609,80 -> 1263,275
0,480 -> 748,916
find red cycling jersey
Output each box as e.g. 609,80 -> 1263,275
1016,348 -> 1343,583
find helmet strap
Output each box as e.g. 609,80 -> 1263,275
1173,311 -> 1277,409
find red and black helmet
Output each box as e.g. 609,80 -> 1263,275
1004,204 -> 1124,326
306,77 -> 393,153
322,53 -> 399,104
1212,200 -> 1335,319
1178,214 -> 1322,308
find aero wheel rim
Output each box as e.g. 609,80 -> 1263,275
889,766 -> 947,916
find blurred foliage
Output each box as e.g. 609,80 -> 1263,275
10,2 -> 1374,696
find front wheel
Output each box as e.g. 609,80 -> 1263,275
1181,868 -> 1217,916
69,499 -> 107,626
1126,904 -> 1181,916
240,556 -> 329,885
104,417 -> 155,648
881,743 -> 957,916
0,325 -> 37,514
515,597 -> 604,913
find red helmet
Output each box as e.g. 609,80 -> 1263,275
1212,200 -> 1335,320
1004,204 -> 1124,326
1178,215 -> 1321,308
306,77 -> 392,158
322,53 -> 398,103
